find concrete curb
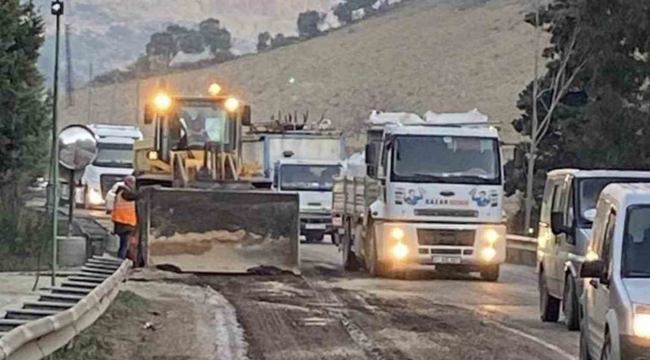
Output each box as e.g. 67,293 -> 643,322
0,259 -> 132,360
505,234 -> 537,267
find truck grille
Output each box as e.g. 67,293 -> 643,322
301,215 -> 331,224
100,174 -> 125,197
414,209 -> 478,217
417,229 -> 476,246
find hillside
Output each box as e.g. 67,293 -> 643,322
60,0 -> 540,149
36,0 -> 336,80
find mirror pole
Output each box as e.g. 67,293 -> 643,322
50,8 -> 62,287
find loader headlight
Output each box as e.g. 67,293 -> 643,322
481,247 -> 497,262
225,97 -> 240,112
392,243 -> 408,260
147,150 -> 159,161
634,304 -> 650,338
390,228 -> 405,241
153,93 -> 172,112
484,228 -> 500,245
87,187 -> 103,205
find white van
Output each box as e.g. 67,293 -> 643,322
580,183 -> 650,360
80,125 -> 142,209
537,169 -> 650,330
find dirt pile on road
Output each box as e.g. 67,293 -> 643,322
61,0 -> 539,148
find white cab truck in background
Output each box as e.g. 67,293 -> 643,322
274,157 -> 342,243
333,110 -> 506,280
243,128 -> 345,242
79,125 -> 142,209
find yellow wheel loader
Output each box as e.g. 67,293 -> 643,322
133,86 -> 300,274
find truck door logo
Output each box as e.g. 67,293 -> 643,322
470,188 -> 490,207
404,188 -> 424,205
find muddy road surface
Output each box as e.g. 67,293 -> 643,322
63,205 -> 579,359
184,243 -> 578,360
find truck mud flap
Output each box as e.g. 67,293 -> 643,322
139,187 -> 300,274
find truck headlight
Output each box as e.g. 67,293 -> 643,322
484,228 -> 500,245
88,188 -> 103,205
634,304 -> 650,338
390,228 -> 405,241
392,243 -> 408,260
481,247 -> 497,262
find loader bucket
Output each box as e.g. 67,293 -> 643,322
139,187 -> 300,274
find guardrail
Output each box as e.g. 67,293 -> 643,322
505,234 -> 537,267
0,256 -> 132,360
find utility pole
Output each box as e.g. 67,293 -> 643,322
50,0 -> 65,286
65,23 -> 74,107
524,0 -> 541,234
86,63 -> 93,123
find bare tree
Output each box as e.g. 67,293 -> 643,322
523,4 -> 588,232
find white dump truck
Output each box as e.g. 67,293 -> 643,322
333,110 -> 506,280
80,125 -> 142,209
274,157 -> 342,243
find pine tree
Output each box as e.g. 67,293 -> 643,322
0,0 -> 50,233
506,0 -> 650,233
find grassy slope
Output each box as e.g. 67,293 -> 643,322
61,0 -> 537,149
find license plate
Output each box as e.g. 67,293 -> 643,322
306,224 -> 327,230
432,256 -> 462,264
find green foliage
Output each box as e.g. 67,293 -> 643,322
297,11 -> 326,38
505,0 -> 650,233
145,32 -> 178,68
257,32 -> 271,52
333,3 -> 353,24
199,18 -> 232,55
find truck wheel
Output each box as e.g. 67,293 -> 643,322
539,271 -> 561,322
364,222 -> 386,277
342,224 -> 360,271
564,274 -> 580,331
480,264 -> 500,282
83,186 -> 92,210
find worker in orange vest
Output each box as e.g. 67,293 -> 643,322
112,175 -> 138,259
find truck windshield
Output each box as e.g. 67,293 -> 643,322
578,178 -> 650,226
93,143 -> 133,168
391,135 -> 500,185
175,102 -> 230,149
280,165 -> 341,191
623,205 -> 650,278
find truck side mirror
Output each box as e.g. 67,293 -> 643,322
367,165 -> 376,177
144,105 -> 154,125
242,105 -> 252,126
580,259 -> 604,278
365,143 -> 376,165
550,211 -> 571,235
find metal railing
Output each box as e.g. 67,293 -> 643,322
0,256 -> 131,360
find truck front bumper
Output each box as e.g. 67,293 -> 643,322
374,222 -> 507,269
300,213 -> 335,234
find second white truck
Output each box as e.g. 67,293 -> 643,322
333,110 -> 506,280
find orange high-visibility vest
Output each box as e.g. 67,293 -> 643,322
112,192 -> 136,226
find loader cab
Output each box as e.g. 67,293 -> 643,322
137,94 -> 251,186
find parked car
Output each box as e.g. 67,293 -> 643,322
537,169 -> 650,331
104,181 -> 124,214
579,183 -> 650,360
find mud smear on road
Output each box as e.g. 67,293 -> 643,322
195,269 -> 562,360
50,282 -> 247,360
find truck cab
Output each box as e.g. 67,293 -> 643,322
79,125 -> 142,209
274,158 -> 342,243
336,110 -> 506,280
